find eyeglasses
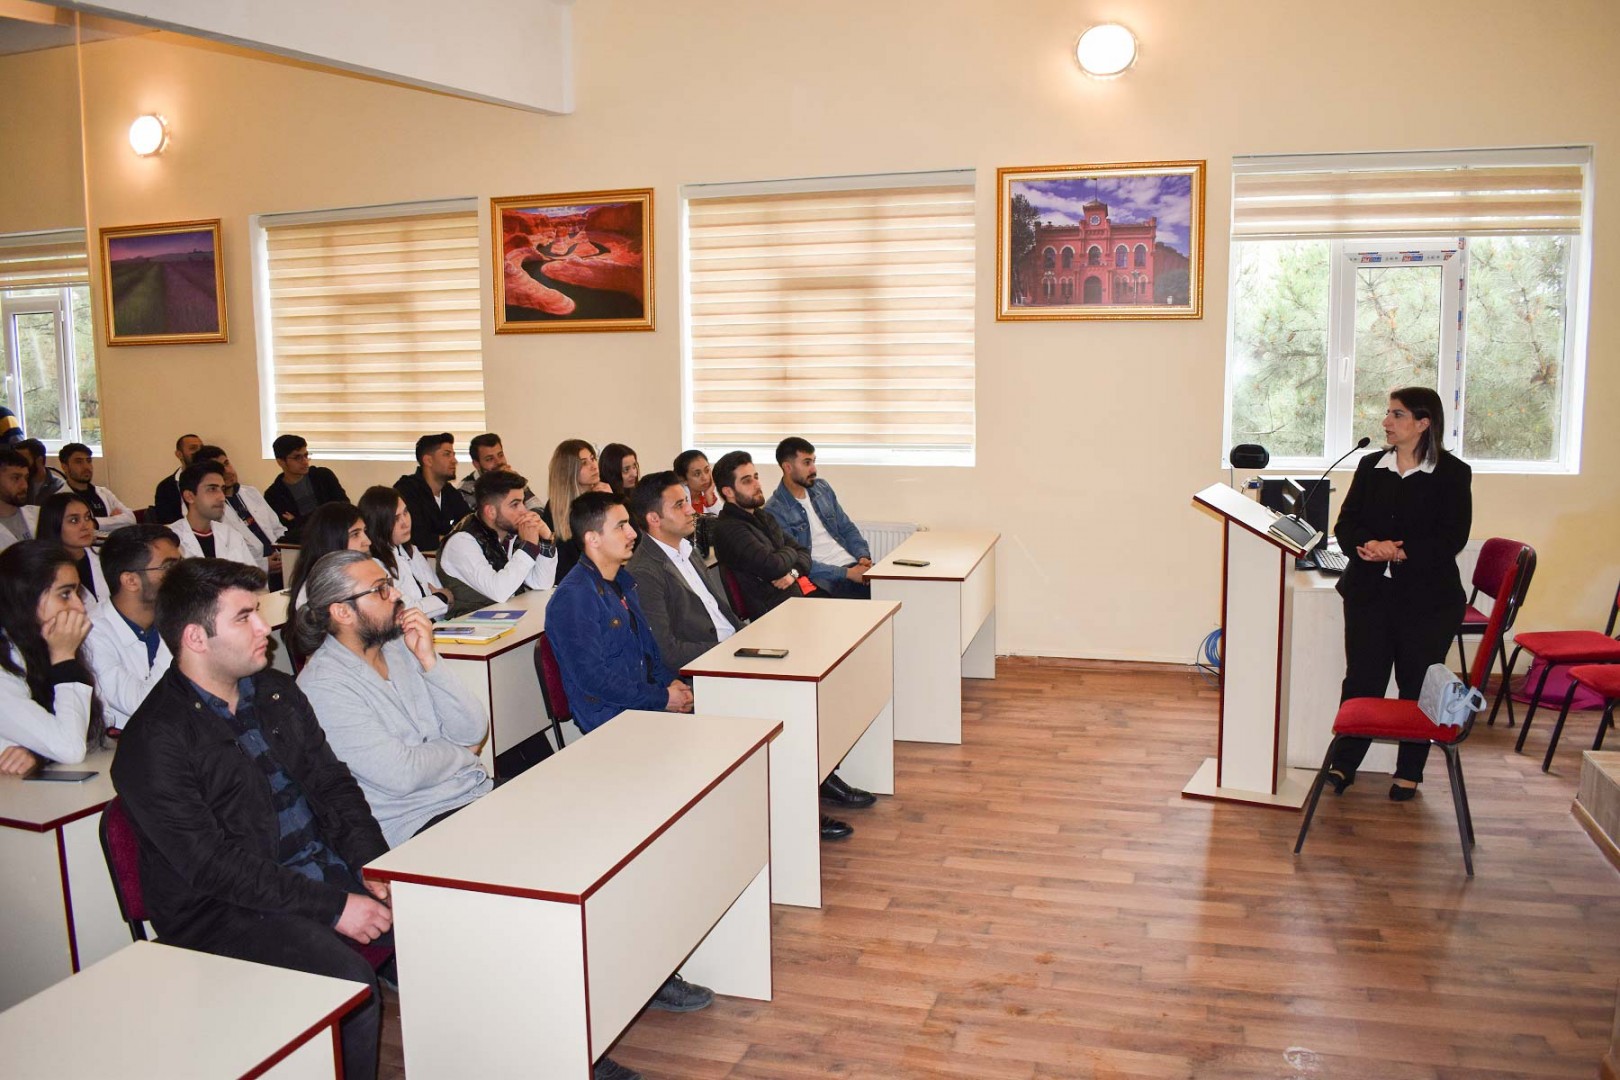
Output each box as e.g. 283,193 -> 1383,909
340,579 -> 398,605
132,560 -> 181,575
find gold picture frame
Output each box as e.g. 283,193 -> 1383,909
99,219 -> 228,345
996,160 -> 1205,321
491,188 -> 654,333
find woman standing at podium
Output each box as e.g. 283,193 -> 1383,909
1325,387 -> 1472,801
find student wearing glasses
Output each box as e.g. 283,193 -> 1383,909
85,524 -> 182,730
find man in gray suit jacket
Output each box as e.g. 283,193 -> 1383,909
625,471 -> 743,669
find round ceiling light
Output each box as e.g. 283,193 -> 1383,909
129,114 -> 169,156
1075,23 -> 1138,79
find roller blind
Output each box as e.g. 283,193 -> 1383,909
0,230 -> 89,290
1232,149 -> 1589,240
261,206 -> 484,455
685,176 -> 975,456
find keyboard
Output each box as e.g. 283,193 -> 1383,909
1313,549 -> 1348,574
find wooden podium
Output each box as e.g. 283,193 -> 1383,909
1184,484 -> 1316,809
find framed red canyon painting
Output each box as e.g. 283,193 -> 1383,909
491,189 -> 654,333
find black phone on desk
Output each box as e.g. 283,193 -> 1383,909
25,770 -> 98,783
735,647 -> 789,659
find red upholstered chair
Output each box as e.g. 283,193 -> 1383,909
98,796 -> 150,942
719,566 -> 750,620
1531,662 -> 1620,772
1495,576 -> 1620,760
1454,538 -> 1536,695
1295,548 -> 1526,877
534,633 -> 572,753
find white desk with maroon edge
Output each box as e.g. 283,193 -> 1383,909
365,711 -> 779,1079
865,529 -> 999,745
0,940 -> 369,1080
683,597 -> 899,908
433,589 -> 554,775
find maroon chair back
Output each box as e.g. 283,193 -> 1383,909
720,566 -> 750,620
98,797 -> 149,941
1471,539 -> 1523,600
1471,549 -> 1525,694
535,633 -> 571,722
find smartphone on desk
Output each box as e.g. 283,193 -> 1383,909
893,558 -> 931,567
734,647 -> 789,659
25,770 -> 98,783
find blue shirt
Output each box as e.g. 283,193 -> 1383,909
117,608 -> 162,668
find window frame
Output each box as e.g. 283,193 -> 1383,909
0,285 -> 98,454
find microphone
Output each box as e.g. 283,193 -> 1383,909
1270,437 -> 1369,557
1300,436 -> 1371,517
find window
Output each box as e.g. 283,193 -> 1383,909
1224,148 -> 1590,472
1061,247 -> 1074,269
0,231 -> 99,450
1043,247 -> 1055,270
1114,245 -> 1128,268
682,171 -> 975,466
252,201 -> 484,460
1134,244 -> 1147,268
1087,245 -> 1101,266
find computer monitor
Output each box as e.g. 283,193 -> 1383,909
1259,477 -> 1331,553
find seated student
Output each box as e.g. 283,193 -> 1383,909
359,486 -> 451,620
111,559 -> 392,1080
0,541 -> 104,772
16,438 -> 60,504
710,450 -> 817,617
624,471 -> 742,669
57,442 -> 136,531
438,470 -> 557,614
394,433 -> 471,554
265,434 -> 348,542
764,436 -> 873,599
36,491 -> 106,605
284,502 -> 372,616
294,550 -> 490,846
152,433 -> 204,524
85,524 -> 180,731
170,461 -> 262,568
456,432 -> 544,509
599,443 -> 641,497
541,438 -> 610,582
674,449 -> 719,516
195,445 -> 285,580
0,448 -> 32,553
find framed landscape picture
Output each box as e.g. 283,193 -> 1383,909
492,188 -> 654,332
99,219 -> 228,345
996,160 -> 1205,321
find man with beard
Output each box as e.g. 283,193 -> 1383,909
394,432 -> 472,552
436,469 -> 557,613
170,460 -> 262,568
57,442 -> 137,531
152,433 -> 204,524
294,550 -> 490,847
0,448 -> 33,552
85,524 -> 181,730
710,450 -> 818,617
111,558 -> 393,1080
764,436 -> 873,598
456,432 -> 544,509
193,445 -> 285,579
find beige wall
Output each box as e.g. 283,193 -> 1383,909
40,0 -> 1620,658
0,44 -> 83,234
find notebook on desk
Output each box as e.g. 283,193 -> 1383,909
432,622 -> 518,645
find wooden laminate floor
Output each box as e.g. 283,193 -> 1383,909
380,660 -> 1620,1079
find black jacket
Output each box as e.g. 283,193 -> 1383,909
110,666 -> 387,944
151,470 -> 183,524
1334,449 -> 1472,607
712,501 -> 813,618
265,466 -> 348,542
394,470 -> 470,553
538,503 -> 582,583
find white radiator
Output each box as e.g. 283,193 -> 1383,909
856,520 -> 920,562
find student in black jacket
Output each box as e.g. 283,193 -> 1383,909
393,432 -> 471,553
709,450 -> 817,618
111,558 -> 391,1080
151,432 -> 203,524
1325,386 -> 1472,802
264,434 -> 348,542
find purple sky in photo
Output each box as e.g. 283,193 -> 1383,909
1015,174 -> 1194,255
108,229 -> 214,261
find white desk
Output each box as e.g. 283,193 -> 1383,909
0,940 -> 369,1079
683,597 -> 899,908
866,530 -> 999,744
0,749 -> 128,1012
365,711 -> 778,1079
436,589 -> 553,773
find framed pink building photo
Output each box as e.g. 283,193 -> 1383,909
996,160 -> 1205,321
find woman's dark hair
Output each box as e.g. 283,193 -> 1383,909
599,443 -> 637,495
37,491 -> 94,549
0,541 -> 106,751
1389,386 -> 1446,466
285,501 -> 366,623
358,486 -> 406,576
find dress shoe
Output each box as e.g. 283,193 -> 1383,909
821,813 -> 853,841
820,772 -> 876,808
594,1057 -> 642,1080
649,973 -> 714,1012
1326,768 -> 1354,796
1389,782 -> 1418,802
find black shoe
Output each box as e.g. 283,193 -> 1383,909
594,1057 -> 642,1080
820,772 -> 876,809
821,813 -> 853,840
1326,768 -> 1354,796
649,973 -> 714,1012
1389,782 -> 1418,802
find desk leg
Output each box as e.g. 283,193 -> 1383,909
836,697 -> 895,797
874,579 -> 963,744
390,882 -> 592,1079
962,610 -> 996,680
678,864 -> 772,1001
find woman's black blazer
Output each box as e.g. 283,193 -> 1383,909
1333,449 -> 1472,607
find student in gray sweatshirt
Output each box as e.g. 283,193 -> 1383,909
294,549 -> 491,847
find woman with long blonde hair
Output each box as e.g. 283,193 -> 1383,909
541,439 -> 611,581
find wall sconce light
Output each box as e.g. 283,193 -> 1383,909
129,114 -> 169,156
1075,23 -> 1138,79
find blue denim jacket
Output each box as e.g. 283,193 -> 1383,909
764,478 -> 871,592
546,558 -> 676,733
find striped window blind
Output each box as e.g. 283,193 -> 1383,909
1232,148 -> 1589,240
685,174 -> 975,460
259,204 -> 484,456
0,230 -> 89,290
